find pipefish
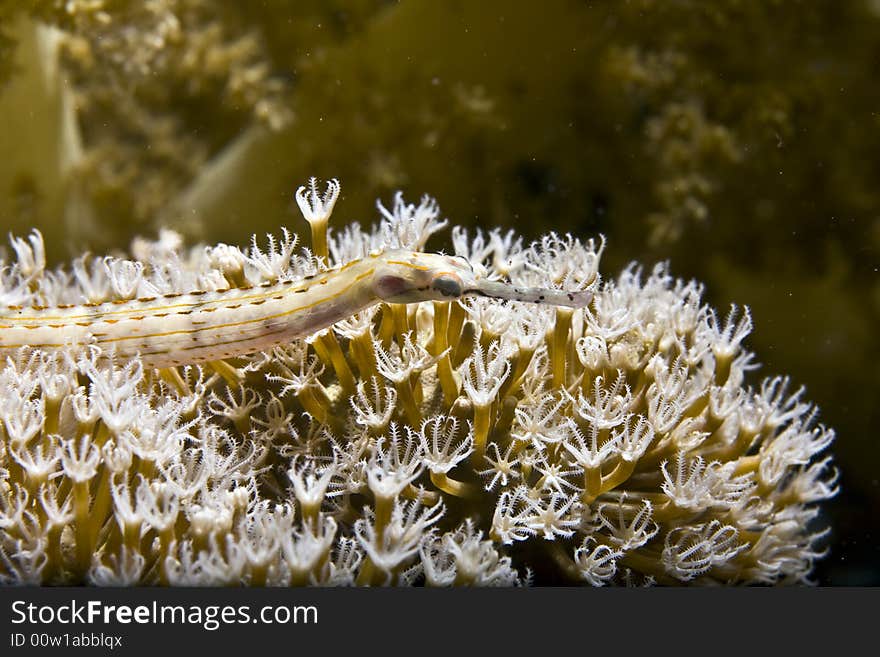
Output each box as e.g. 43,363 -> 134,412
0,249 -> 592,369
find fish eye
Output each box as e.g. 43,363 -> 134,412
432,274 -> 463,298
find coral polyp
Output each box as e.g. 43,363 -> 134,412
0,181 -> 836,585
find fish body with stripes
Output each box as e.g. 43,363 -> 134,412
0,249 -> 592,369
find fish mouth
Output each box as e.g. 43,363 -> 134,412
464,281 -> 592,308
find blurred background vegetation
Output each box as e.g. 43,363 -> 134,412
1,0 -> 877,584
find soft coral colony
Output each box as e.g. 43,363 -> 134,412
0,179 -> 837,585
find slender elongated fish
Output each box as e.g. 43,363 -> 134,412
0,249 -> 591,369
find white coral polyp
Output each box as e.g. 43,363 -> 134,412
0,181 -> 836,586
